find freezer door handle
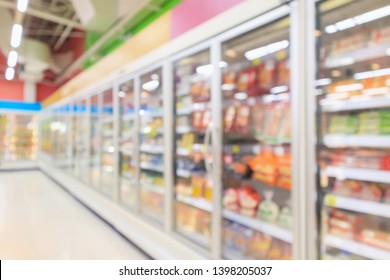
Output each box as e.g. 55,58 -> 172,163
204,121 -> 213,175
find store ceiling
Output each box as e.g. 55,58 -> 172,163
0,0 -> 180,86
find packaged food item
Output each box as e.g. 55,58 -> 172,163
247,232 -> 272,259
200,80 -> 211,102
327,79 -> 362,99
252,103 -> 266,139
237,184 -> 261,217
362,75 -> 390,96
257,60 -> 276,94
333,180 -> 361,198
204,178 -> 213,201
328,114 -> 358,135
275,58 -> 290,88
201,110 -> 212,132
276,153 -> 292,190
223,188 -> 239,211
237,67 -> 257,95
258,191 -> 279,223
359,229 -> 390,251
224,105 -> 236,132
233,105 -> 251,134
263,103 -> 284,143
191,82 -> 202,101
358,110 -> 390,135
192,111 -> 203,130
384,188 -> 390,204
191,176 -> 204,198
267,240 -> 283,260
359,182 -> 382,202
327,209 -> 363,239
278,201 -> 293,229
249,150 -> 278,186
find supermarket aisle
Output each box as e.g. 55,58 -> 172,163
0,170 -> 148,260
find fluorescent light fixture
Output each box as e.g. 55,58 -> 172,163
354,68 -> 390,80
196,64 -> 213,75
142,80 -> 159,91
335,18 -> 356,30
325,5 -> 390,34
234,92 -> 248,100
5,67 -> 15,80
7,51 -> 18,67
245,40 -> 289,61
221,83 -> 235,91
325,25 -> 338,34
17,0 -> 29,12
218,61 -> 228,68
315,78 -> 332,86
11,24 -> 23,48
270,85 -> 288,94
334,83 -> 363,93
354,5 -> 390,25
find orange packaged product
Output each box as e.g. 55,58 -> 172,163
275,58 -> 290,88
223,70 -> 237,86
276,153 -> 292,190
327,209 -> 363,239
252,103 -> 266,139
362,75 -> 390,96
237,67 -> 257,94
327,79 -> 362,99
224,105 -> 236,133
191,82 -> 202,101
200,80 -> 211,102
249,151 -> 278,186
257,60 -> 276,94
247,232 -> 272,259
192,111 -> 203,130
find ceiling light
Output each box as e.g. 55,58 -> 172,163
315,78 -> 332,86
325,25 -> 337,34
354,68 -> 390,80
7,51 -> 18,67
11,24 -> 23,48
5,67 -> 15,80
17,0 -> 29,12
270,85 -> 288,94
324,5 -> 390,34
335,18 -> 356,30
142,80 -> 159,91
354,5 -> 390,25
196,64 -> 213,75
334,83 -> 363,93
244,40 -> 289,61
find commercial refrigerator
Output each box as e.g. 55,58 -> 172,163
100,88 -> 115,198
139,67 -> 165,223
73,98 -> 89,183
90,93 -> 101,190
118,78 -> 137,208
317,0 -> 390,260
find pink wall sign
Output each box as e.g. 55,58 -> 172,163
170,0 -> 244,39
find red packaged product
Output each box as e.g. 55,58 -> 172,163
328,209 -> 363,239
257,60 -> 276,94
192,111 -> 203,130
233,105 -> 251,134
224,105 -> 236,133
237,67 -> 257,95
275,58 -> 290,88
237,184 -> 261,217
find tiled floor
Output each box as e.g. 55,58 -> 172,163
0,170 -> 148,260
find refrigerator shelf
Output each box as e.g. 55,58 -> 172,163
324,42 -> 390,69
176,107 -> 193,116
320,94 -> 390,112
323,135 -> 390,148
176,126 -> 193,134
324,194 -> 390,219
140,162 -> 164,173
140,144 -> 164,154
176,226 -> 209,248
141,182 -> 165,195
176,195 -> 212,212
324,234 -> 390,260
223,210 -> 293,243
326,166 -> 390,184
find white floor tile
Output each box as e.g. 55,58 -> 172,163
0,171 -> 148,260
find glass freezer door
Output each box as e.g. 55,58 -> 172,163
73,99 -> 89,182
139,68 -> 165,223
119,79 -> 137,208
173,50 -> 213,249
90,93 -> 101,190
220,16 -> 293,260
317,0 -> 390,260
100,88 -> 115,198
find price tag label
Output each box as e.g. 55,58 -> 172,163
325,195 -> 337,207
232,145 -> 240,154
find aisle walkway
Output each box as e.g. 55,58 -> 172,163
0,170 -> 148,260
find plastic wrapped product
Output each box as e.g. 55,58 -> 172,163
258,191 -> 279,223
